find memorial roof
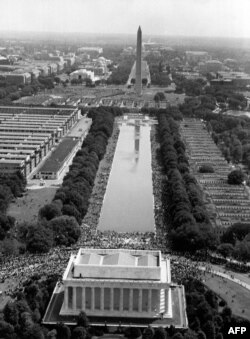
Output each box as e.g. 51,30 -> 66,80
77,251 -> 158,267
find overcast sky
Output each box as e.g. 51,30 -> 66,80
1,0 -> 250,38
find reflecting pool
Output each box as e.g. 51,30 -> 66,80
97,120 -> 155,232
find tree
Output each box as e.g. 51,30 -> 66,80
217,243 -> 234,258
197,331 -> 207,339
205,290 -> 218,310
0,215 -> 15,239
202,321 -> 215,339
4,302 -> 19,327
130,327 -> 142,339
172,333 -> 184,339
23,324 -> 45,339
26,225 -> 53,253
62,204 -> 82,224
153,327 -> 166,339
221,223 -> 250,244
234,240 -> 250,261
39,203 -> 62,221
0,320 -> 16,339
199,165 -> 214,173
154,92 -> 165,102
56,322 -> 71,339
1,237 -> 19,255
72,327 -> 87,339
221,306 -> 232,319
47,215 -> 80,246
227,169 -> 245,185
77,311 -> 89,328
143,327 -> 155,339
47,329 -> 57,339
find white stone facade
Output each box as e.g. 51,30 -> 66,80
60,249 -> 172,319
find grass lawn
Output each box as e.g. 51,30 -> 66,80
7,187 -> 57,225
204,272 -> 250,321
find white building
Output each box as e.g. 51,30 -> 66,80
45,248 -> 188,328
70,69 -> 95,82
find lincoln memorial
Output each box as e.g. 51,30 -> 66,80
60,248 -> 177,320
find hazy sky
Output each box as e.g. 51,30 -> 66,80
1,0 -> 250,38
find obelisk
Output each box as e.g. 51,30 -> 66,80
135,26 -> 142,96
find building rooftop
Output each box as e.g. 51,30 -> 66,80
64,249 -> 165,281
67,117 -> 92,139
38,137 -> 79,173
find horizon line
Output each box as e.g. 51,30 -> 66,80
1,29 -> 250,41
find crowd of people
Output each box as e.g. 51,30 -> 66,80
0,122 -> 170,298
0,119 -> 248,302
82,126 -> 120,230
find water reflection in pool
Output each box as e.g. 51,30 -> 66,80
97,121 -> 155,232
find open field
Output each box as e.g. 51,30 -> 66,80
7,187 -> 57,225
204,272 -> 250,321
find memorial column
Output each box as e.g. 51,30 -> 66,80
82,287 -> 85,310
119,288 -> 123,311
129,289 -> 133,312
91,288 -> 95,311
148,289 -> 152,313
72,287 -> 76,310
100,288 -> 104,311
110,288 -> 114,311
138,289 -> 143,312
64,286 -> 68,310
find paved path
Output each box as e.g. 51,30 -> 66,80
199,266 -> 250,291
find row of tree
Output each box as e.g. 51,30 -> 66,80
217,222 -> 250,262
157,111 -> 217,252
22,107 -> 119,253
183,277 -> 250,339
179,92 -> 250,260
107,56 -> 134,85
0,76 -> 55,105
1,273 -> 92,339
0,172 -> 26,249
145,54 -> 172,87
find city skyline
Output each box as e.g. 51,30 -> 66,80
1,0 -> 250,39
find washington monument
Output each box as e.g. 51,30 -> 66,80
135,26 -> 142,95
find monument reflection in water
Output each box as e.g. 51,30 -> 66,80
98,119 -> 155,233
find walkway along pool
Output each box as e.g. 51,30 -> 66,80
97,119 -> 155,232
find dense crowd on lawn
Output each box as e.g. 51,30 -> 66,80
1,248 -> 249,339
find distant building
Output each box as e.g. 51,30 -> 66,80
78,47 -> 103,54
0,72 -> 31,85
199,60 -> 223,73
0,56 -> 10,65
70,69 -> 95,82
214,71 -> 250,88
64,57 -> 76,67
186,51 -> 210,63
121,46 -> 135,56
224,58 -> 238,69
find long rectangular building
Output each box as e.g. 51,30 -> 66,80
0,106 -> 80,177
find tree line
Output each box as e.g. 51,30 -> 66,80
157,109 -> 217,252
18,106 -> 123,254
0,172 -> 26,254
0,76 -> 55,105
